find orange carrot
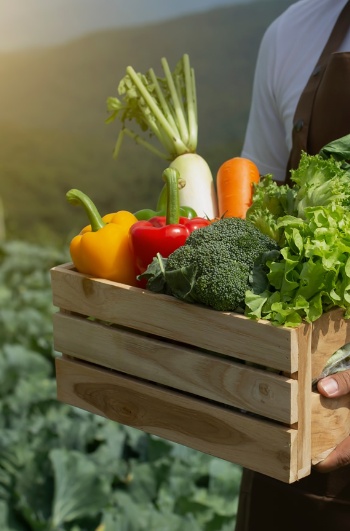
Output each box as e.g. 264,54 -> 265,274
216,157 -> 260,219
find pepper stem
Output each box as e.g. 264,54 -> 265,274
162,168 -> 182,225
66,189 -> 106,232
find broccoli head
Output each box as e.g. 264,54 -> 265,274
180,217 -> 278,269
142,217 -> 279,312
193,255 -> 250,311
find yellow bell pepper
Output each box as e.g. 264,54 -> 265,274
67,188 -> 138,286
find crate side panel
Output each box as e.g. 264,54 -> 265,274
56,357 -> 298,483
311,392 -> 350,463
53,312 -> 298,424
51,265 -> 296,373
294,322 -> 312,480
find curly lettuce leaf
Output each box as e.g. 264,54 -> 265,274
245,205 -> 350,326
291,151 -> 350,218
247,135 -> 350,249
246,174 -> 296,246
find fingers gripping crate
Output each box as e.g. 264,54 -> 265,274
51,263 -> 350,484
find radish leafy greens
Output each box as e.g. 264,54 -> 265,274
106,53 -> 218,219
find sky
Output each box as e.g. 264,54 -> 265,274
0,0 -> 256,51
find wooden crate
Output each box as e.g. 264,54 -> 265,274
51,263 -> 350,483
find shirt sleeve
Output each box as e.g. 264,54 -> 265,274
241,20 -> 290,181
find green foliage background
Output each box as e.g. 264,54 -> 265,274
0,240 -> 242,530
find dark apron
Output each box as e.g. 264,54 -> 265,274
285,0 -> 350,182
236,3 -> 350,530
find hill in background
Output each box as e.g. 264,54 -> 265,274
0,0 -> 294,244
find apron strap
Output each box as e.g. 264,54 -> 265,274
285,0 -> 350,181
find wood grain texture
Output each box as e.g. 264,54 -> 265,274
311,392 -> 350,461
51,264 -> 297,373
53,311 -> 298,424
56,356 -> 298,483
51,263 -> 350,483
294,321 -> 312,479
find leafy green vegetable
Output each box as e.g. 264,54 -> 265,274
245,205 -> 350,326
291,152 -> 350,218
246,135 -> 350,245
50,448 -> 111,527
141,217 -> 279,312
0,239 -> 242,530
246,174 -> 296,246
244,134 -> 350,327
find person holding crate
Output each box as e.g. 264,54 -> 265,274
235,0 -> 350,529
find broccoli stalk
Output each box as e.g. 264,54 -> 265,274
139,218 -> 279,312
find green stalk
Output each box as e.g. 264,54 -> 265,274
139,111 -> 177,157
114,128 -> 170,160
161,57 -> 189,146
191,68 -> 198,125
125,69 -> 174,148
183,55 -> 198,152
122,77 -> 173,151
126,65 -> 188,156
162,167 -> 181,225
174,74 -> 187,127
112,129 -> 126,159
148,67 -> 181,139
106,54 -> 199,159
66,189 -> 105,232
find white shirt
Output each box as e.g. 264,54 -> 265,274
241,0 -> 350,181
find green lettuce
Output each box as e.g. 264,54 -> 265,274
246,135 -> 350,248
246,174 -> 296,246
245,205 -> 350,326
245,134 -> 350,326
291,152 -> 350,218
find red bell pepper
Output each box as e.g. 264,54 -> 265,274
130,167 -> 210,277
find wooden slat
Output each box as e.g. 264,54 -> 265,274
53,311 -> 298,424
55,356 -> 298,483
311,392 -> 350,462
51,264 -> 297,373
294,322 -> 312,480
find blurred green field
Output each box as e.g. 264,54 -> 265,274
0,239 -> 242,530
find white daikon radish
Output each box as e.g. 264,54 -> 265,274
170,153 -> 218,219
106,53 -> 218,219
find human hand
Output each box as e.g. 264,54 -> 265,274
315,370 -> 350,472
